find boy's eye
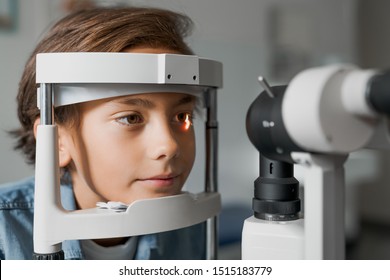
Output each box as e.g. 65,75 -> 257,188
117,114 -> 144,126
175,112 -> 193,131
176,112 -> 192,123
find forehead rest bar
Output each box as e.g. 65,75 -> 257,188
38,84 -> 206,107
36,53 -> 222,107
36,52 -> 222,87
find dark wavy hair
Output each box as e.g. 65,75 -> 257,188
11,6 -> 194,164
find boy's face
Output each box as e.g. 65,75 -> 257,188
60,92 -> 197,209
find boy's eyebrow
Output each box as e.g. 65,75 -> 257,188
113,94 -> 196,108
114,97 -> 155,108
176,95 -> 196,106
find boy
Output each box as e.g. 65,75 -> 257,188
0,6 -> 205,260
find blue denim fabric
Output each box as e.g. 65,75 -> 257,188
0,176 -> 205,260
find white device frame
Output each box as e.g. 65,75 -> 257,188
34,53 -> 222,259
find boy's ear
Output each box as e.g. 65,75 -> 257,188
33,118 -> 73,168
33,118 -> 40,139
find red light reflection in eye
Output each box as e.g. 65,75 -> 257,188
184,114 -> 191,131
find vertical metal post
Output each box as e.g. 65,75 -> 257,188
40,83 -> 54,125
33,83 -> 64,259
204,89 -> 218,260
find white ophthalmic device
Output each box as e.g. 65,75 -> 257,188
243,64 -> 390,259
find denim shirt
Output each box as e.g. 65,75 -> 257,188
0,176 -> 205,260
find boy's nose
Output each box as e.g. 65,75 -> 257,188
147,123 -> 180,161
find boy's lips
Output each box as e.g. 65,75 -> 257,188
146,174 -> 178,180
137,173 -> 180,187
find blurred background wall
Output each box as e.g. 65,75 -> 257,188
1,0 -> 390,259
